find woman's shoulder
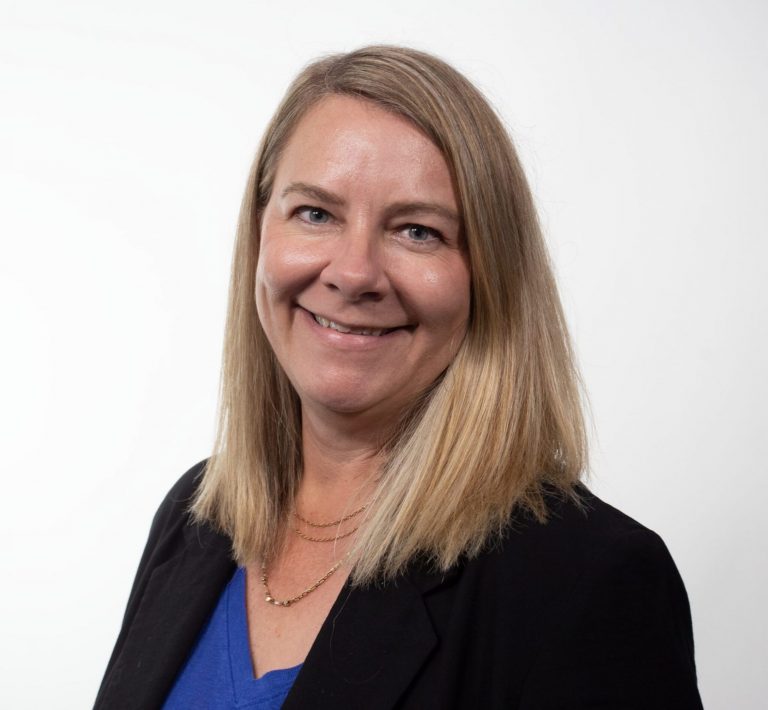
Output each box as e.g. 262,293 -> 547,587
433,484 -> 701,706
120,460 -> 229,615
505,482 -> 674,560
499,485 -> 700,706
432,482 -> 693,629
132,460 -> 220,576
481,483 -> 685,588
95,461 -> 232,709
145,459 -> 208,535
410,482 -> 686,605
156,459 -> 208,517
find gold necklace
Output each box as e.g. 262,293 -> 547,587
260,558 -> 344,607
292,524 -> 360,543
293,501 -> 370,528
265,500 -> 370,605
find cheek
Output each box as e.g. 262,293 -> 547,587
255,236 -> 324,306
254,242 -> 300,336
414,260 -> 471,330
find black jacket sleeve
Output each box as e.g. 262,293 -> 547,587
94,462 -> 205,706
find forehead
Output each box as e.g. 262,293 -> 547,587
272,95 -> 456,204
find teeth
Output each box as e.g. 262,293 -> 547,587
313,313 -> 387,336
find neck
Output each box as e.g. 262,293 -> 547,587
295,404 -> 391,518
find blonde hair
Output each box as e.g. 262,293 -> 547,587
192,45 -> 587,584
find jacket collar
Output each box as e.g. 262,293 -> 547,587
100,518 -> 458,710
285,559 -> 458,709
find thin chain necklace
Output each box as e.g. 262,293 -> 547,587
293,501 -> 370,528
260,558 -> 345,607
264,499 -> 370,606
292,524 -> 360,543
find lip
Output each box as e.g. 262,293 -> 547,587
297,306 -> 410,349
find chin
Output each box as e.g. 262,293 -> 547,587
293,375 -> 395,417
304,389 -> 381,416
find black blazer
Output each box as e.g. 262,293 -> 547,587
95,462 -> 703,709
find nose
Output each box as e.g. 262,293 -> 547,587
321,225 -> 388,302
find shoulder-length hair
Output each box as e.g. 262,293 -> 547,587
191,45 -> 587,584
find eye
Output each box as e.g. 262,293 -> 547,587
403,224 -> 442,243
295,206 -> 331,224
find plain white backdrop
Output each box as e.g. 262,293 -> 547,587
1,1 -> 766,707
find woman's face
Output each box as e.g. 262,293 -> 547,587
256,95 -> 471,423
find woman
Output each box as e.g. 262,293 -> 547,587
95,46 -> 703,709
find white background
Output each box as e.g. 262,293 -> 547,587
1,1 -> 766,708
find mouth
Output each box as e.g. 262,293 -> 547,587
305,309 -> 406,337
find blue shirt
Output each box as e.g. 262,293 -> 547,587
163,567 -> 302,709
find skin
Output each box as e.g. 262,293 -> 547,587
246,95 -> 471,677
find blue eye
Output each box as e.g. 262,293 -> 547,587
406,225 -> 440,242
297,206 -> 330,224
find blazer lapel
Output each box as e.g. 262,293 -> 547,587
99,516 -> 459,710
284,562 -> 458,710
97,523 -> 235,710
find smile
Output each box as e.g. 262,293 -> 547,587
311,313 -> 397,337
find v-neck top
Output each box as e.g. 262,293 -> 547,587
162,567 -> 302,709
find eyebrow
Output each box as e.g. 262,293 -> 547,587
281,182 -> 345,207
280,181 -> 460,224
385,201 -> 460,225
